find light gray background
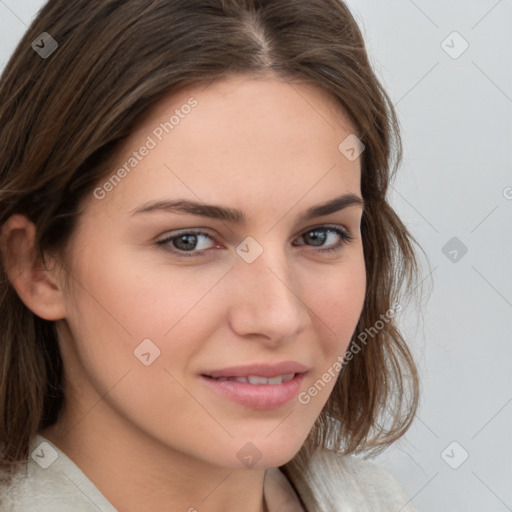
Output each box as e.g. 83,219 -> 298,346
1,1 -> 511,511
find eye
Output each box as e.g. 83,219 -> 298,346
156,225 -> 354,258
156,230 -> 217,257
293,225 -> 354,253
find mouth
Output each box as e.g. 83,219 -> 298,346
199,371 -> 308,410
201,361 -> 309,379
201,373 -> 297,385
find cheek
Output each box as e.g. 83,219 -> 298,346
59,251 -> 219,443
60,245 -> 231,399
309,252 -> 366,350
293,256 -> 365,421
65,242 -> 228,338
304,257 -> 364,378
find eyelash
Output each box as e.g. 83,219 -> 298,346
156,225 -> 355,258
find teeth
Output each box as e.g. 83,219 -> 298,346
248,376 -> 269,385
213,373 -> 295,385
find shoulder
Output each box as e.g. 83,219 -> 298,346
298,447 -> 416,512
0,435 -> 116,512
0,463 -> 106,512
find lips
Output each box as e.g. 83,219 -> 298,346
200,361 -> 309,409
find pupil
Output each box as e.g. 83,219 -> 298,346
176,234 -> 197,251
306,230 -> 326,247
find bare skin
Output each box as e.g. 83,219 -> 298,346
4,73 -> 366,511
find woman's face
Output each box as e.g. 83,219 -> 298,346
53,74 -> 366,469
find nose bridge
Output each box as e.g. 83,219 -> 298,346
228,236 -> 308,340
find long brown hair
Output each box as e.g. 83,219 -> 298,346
0,0 -> 422,505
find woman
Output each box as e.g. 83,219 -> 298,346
0,1 -> 421,510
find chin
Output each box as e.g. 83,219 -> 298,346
214,433 -> 308,471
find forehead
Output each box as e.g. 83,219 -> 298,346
145,73 -> 357,146
90,74 -> 362,218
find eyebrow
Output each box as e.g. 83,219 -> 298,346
130,193 -> 364,223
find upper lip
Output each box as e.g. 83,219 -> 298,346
202,361 -> 309,379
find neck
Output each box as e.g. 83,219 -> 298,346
40,407 -> 271,512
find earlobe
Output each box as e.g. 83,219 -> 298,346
1,214 -> 67,321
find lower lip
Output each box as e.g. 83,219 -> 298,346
200,373 -> 306,410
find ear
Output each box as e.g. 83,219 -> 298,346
1,214 -> 67,321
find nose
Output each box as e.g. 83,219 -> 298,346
227,241 -> 310,345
